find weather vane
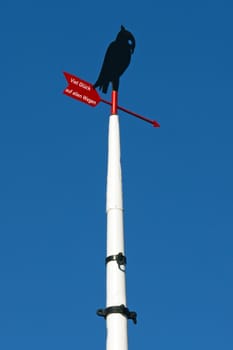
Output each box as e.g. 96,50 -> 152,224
63,25 -> 160,127
63,26 -> 160,350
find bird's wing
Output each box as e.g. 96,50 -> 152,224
94,40 -> 131,93
97,41 -> 119,80
106,42 -> 131,77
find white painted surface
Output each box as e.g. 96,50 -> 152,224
106,114 -> 128,350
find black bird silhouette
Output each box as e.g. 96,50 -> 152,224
93,25 -> 136,94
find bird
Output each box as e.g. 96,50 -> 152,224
93,25 -> 136,94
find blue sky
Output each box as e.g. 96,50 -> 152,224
1,0 -> 233,349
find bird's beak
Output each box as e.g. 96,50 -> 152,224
129,34 -> 136,54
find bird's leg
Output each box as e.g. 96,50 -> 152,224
112,77 -> 119,92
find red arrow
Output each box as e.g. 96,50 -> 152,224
63,72 -> 160,128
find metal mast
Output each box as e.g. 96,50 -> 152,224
63,26 -> 160,350
97,92 -> 137,350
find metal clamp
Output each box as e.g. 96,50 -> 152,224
97,304 -> 137,324
105,252 -> 127,271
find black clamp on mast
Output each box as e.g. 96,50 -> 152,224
97,252 -> 137,324
105,252 -> 127,271
97,304 -> 137,324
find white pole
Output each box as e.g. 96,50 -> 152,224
97,94 -> 136,349
106,113 -> 127,350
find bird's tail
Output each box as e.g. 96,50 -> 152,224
93,80 -> 109,94
102,81 -> 109,94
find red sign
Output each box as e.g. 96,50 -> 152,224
63,72 -> 101,107
63,72 -> 160,128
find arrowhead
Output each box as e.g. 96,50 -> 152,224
152,120 -> 160,128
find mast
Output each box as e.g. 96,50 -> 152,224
97,91 -> 137,350
63,25 -> 160,350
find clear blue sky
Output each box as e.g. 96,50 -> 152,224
1,1 -> 233,349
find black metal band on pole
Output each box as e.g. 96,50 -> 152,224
105,252 -> 127,271
97,304 -> 137,324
